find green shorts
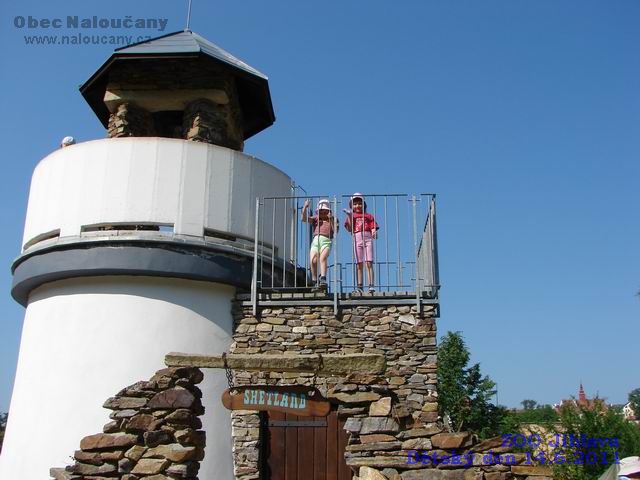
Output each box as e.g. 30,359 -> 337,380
310,235 -> 332,254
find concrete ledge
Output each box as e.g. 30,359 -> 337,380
11,239 -> 304,306
165,352 -> 386,375
11,241 -> 254,306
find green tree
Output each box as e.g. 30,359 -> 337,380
0,412 -> 7,454
610,404 -> 624,414
437,331 -> 503,437
554,402 -> 640,480
521,399 -> 538,410
498,404 -> 559,443
629,388 -> 640,418
518,404 -> 559,424
438,331 -> 469,431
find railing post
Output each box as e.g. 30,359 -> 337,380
271,199 -> 277,288
282,198 -> 287,288
411,195 -> 421,313
293,195 -> 298,289
290,183 -> 297,275
384,196 -> 389,293
251,197 -> 260,316
332,196 -> 339,315
431,195 -> 440,300
395,197 -> 402,291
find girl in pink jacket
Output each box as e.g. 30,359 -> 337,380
344,193 -> 379,294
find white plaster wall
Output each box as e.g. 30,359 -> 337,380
22,137 -> 292,252
0,276 -> 235,480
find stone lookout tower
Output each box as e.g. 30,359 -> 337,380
1,28 -> 506,480
2,30 -> 292,479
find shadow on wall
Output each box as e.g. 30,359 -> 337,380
29,275 -> 236,331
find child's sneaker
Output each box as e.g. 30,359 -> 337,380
368,286 -> 375,294
351,286 -> 363,295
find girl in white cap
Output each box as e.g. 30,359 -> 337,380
302,198 -> 338,290
344,193 -> 379,294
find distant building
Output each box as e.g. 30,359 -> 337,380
554,384 -> 608,413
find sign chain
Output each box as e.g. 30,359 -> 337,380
222,352 -> 235,390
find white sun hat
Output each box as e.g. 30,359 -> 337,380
619,457 -> 640,477
316,198 -> 332,212
349,192 -> 367,208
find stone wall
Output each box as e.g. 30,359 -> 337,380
230,298 -> 551,480
50,367 -> 206,480
46,297 -> 552,480
230,301 -> 437,480
183,98 -> 244,150
107,102 -> 156,138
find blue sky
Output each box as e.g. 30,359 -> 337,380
0,0 -> 638,412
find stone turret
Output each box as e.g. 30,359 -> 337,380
80,30 -> 275,151
3,30 -> 287,480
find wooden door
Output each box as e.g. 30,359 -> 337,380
263,409 -> 352,480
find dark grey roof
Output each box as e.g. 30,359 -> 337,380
79,30 -> 275,140
114,30 -> 267,80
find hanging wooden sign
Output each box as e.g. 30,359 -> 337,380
221,386 -> 330,417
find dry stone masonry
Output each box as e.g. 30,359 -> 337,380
47,295 -> 551,480
50,367 -> 206,480
183,98 -> 243,150
230,295 -> 551,480
107,102 -> 156,138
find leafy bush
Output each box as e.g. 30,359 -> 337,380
553,403 -> 640,480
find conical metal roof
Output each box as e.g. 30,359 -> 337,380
114,30 -> 268,80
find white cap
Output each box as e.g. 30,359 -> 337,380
349,192 -> 365,207
316,198 -> 331,211
619,457 -> 640,477
61,136 -> 76,147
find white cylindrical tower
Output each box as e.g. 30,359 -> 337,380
2,30 -> 291,479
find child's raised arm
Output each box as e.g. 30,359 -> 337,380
343,208 -> 353,233
302,199 -> 311,223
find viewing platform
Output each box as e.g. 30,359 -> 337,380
249,193 -> 440,314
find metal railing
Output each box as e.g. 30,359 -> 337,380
250,193 -> 439,313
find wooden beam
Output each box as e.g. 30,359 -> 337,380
165,352 -> 386,375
